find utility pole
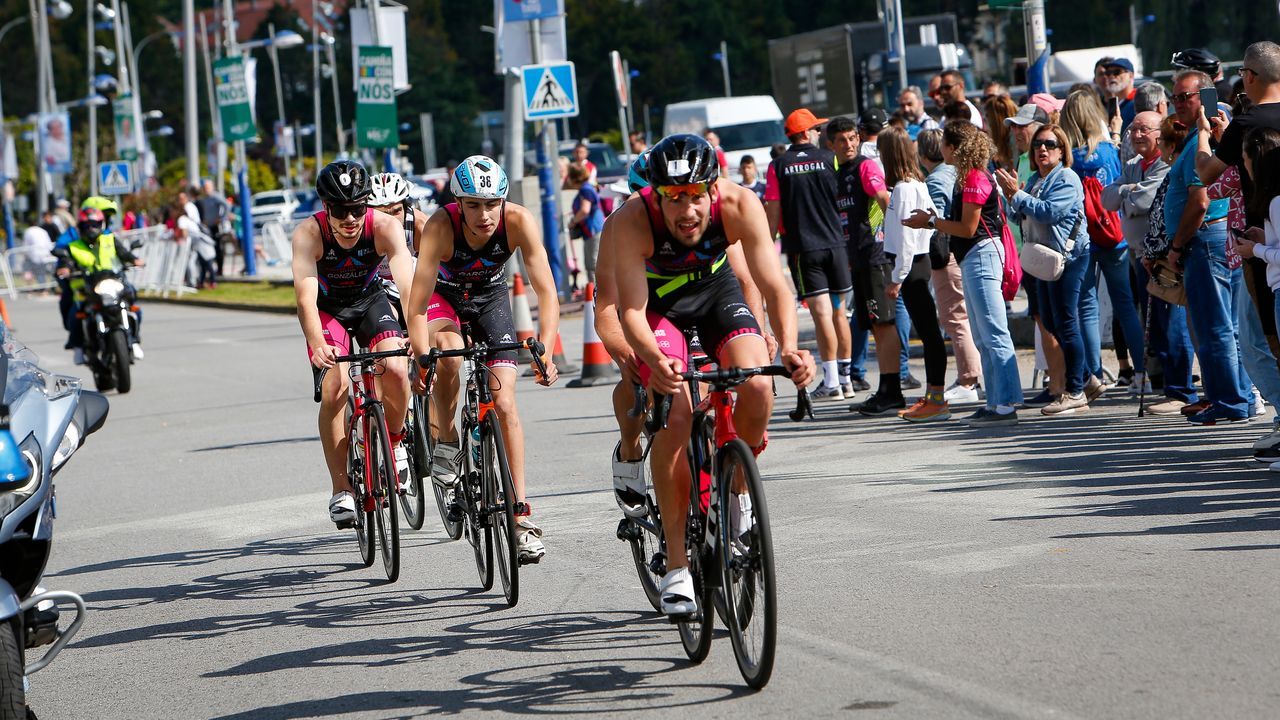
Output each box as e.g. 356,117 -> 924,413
223,0 -> 256,275
30,0 -> 48,214
530,17 -> 566,295
268,22 -> 293,189
327,36 -> 345,156
87,0 -> 98,195
183,0 -> 198,188
198,14 -> 224,195
1023,0 -> 1049,95
719,40 -> 731,97
311,0 -> 322,175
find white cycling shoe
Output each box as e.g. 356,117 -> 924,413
329,492 -> 356,526
612,442 -> 647,518
432,441 -> 460,488
659,567 -> 697,617
393,442 -> 409,483
516,516 -> 546,563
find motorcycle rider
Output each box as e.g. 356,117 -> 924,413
53,207 -> 145,364
53,197 -> 123,358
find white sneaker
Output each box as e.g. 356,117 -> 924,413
516,516 -> 546,563
943,381 -> 980,404
1252,388 -> 1267,417
431,441 -> 460,489
612,442 -> 647,518
1127,372 -> 1153,396
130,342 -> 144,361
841,381 -> 856,399
811,384 -> 844,401
730,492 -> 754,541
659,567 -> 697,616
72,348 -> 85,365
328,492 -> 356,525
393,442 -> 410,482
1253,429 -> 1280,463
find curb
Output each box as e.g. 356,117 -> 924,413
141,295 -> 298,315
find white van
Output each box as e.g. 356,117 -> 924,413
662,96 -> 787,182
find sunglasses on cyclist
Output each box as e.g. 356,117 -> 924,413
655,182 -> 714,201
326,202 -> 367,220
1031,139 -> 1061,150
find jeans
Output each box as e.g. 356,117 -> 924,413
1083,245 -> 1146,375
1183,226 -> 1249,417
1133,258 -> 1198,403
848,294 -> 910,379
1240,277 -> 1280,407
1037,252 -> 1090,395
959,240 -> 1022,407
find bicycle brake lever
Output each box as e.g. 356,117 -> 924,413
789,389 -> 813,422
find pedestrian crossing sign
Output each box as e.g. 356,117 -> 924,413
521,62 -> 579,120
98,161 -> 133,196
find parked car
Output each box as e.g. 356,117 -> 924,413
249,189 -> 299,228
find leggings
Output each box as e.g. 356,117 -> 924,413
897,254 -> 948,387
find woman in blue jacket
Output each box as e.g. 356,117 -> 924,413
997,124 -> 1097,415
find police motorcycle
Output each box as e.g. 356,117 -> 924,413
0,325 -> 109,718
54,258 -> 141,396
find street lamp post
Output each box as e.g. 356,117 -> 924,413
265,23 -> 302,189
222,0 -> 256,276
0,16 -> 26,248
87,1 -> 115,195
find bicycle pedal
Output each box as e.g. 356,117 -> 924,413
665,610 -> 700,624
616,517 -> 643,541
517,554 -> 542,566
334,519 -> 355,530
447,505 -> 465,523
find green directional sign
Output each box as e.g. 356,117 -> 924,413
987,0 -> 1024,7
113,94 -> 139,161
355,46 -> 400,149
214,56 -> 257,143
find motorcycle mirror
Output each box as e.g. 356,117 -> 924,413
74,392 -> 110,438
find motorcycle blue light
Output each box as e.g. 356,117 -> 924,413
0,428 -> 30,484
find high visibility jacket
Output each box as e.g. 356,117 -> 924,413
65,234 -> 121,296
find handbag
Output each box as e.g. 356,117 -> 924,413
1020,242 -> 1065,281
1147,258 -> 1187,306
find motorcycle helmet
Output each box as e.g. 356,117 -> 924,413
316,160 -> 372,204
450,156 -> 509,200
369,172 -> 411,206
646,134 -> 718,187
1171,48 -> 1221,76
77,207 -> 106,243
627,151 -> 651,193
81,196 -> 120,218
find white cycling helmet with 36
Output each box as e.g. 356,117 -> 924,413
450,156 -> 509,201
369,172 -> 411,206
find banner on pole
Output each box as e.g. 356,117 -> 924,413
214,56 -> 257,143
355,46 -> 400,149
38,112 -> 72,174
113,94 -> 139,161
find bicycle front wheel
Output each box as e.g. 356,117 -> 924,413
482,414 -> 520,607
400,393 -> 429,531
626,458 -> 663,612
348,414 -> 375,568
462,427 -> 494,591
718,438 -> 777,689
369,405 -> 401,583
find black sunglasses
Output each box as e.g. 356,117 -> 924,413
1103,67 -> 1129,76
938,83 -> 955,92
327,202 -> 367,220
1031,139 -> 1061,150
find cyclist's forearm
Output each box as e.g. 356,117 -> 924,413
621,308 -> 664,369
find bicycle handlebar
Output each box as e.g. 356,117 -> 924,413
644,364 -> 811,432
417,337 -> 546,371
312,346 -> 411,403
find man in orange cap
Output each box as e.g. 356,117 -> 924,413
764,108 -> 851,399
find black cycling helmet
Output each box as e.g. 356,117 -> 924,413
1172,48 -> 1221,76
646,134 -> 718,187
315,160 -> 372,204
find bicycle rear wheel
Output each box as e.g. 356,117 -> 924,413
369,405 -> 401,583
483,414 -> 519,607
348,414 -> 376,568
718,438 -> 777,689
462,426 -> 494,591
400,393 -> 428,531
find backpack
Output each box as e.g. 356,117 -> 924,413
1082,175 -> 1124,249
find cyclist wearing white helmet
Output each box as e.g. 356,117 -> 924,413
369,172 -> 429,314
407,155 -> 560,563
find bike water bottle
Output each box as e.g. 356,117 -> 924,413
470,425 -> 482,465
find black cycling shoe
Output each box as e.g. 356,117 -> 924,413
854,392 -> 907,417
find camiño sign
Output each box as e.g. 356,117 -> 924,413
356,46 -> 399,149
213,56 -> 257,143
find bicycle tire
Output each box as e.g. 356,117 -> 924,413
484,414 -> 519,607
627,460 -> 663,612
717,438 -> 777,689
430,428 -> 464,541
462,424 -> 494,591
369,404 -> 401,583
349,414 -> 375,568
400,393 -> 429,531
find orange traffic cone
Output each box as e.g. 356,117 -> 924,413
567,282 -> 618,387
551,332 -> 578,374
0,299 -> 11,330
511,272 -> 535,363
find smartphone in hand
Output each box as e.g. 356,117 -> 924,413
1108,97 -> 1121,117
1199,87 -> 1219,116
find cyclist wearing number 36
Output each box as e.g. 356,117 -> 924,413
292,161 -> 416,528
407,155 -> 560,564
611,134 -> 815,616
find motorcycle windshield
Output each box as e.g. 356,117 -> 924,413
2,324 -> 44,407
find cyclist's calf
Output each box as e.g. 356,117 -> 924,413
733,375 -> 773,448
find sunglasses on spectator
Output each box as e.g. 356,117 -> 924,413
1171,92 -> 1198,103
1103,67 -> 1129,76
1031,139 -> 1061,150
326,202 -> 367,220
656,182 -> 714,201
1239,67 -> 1258,78
937,83 -> 955,92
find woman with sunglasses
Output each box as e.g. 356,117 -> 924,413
611,133 -> 815,616
407,155 -> 560,564
996,125 -> 1092,415
292,160 -> 417,528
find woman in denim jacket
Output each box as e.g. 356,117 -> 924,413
996,124 -> 1097,415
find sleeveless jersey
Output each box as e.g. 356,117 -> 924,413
639,186 -> 731,299
314,209 -> 382,304
438,202 -> 511,290
377,204 -> 417,282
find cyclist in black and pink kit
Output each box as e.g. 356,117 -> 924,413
611,134 -> 815,616
292,160 -> 416,527
406,155 -> 560,563
368,172 -> 429,320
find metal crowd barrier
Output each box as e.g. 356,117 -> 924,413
0,247 -> 59,298
118,226 -> 196,298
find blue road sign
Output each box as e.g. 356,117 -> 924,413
98,161 -> 133,196
521,62 -> 578,121
503,0 -> 561,22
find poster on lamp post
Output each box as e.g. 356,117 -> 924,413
113,94 -> 139,161
39,112 -> 73,174
355,46 -> 399,148
213,56 -> 257,143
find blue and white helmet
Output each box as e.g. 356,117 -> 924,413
450,155 -> 509,200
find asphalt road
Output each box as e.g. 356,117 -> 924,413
8,296 -> 1279,719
